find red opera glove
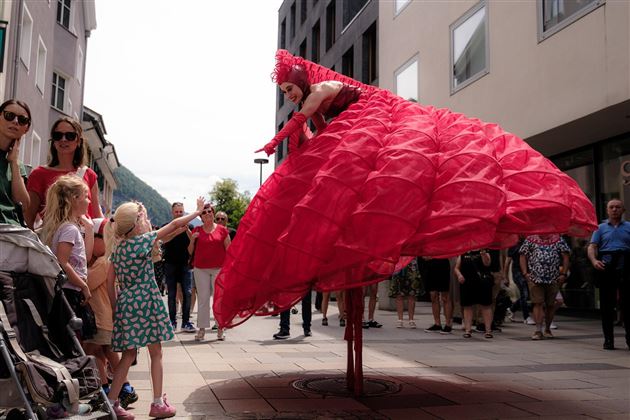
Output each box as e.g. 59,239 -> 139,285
255,112 -> 307,156
288,121 -> 314,153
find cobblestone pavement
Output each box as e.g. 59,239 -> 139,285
125,301 -> 629,419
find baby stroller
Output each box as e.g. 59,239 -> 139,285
0,224 -> 114,419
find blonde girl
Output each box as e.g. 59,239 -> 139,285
41,174 -> 95,338
105,197 -> 205,420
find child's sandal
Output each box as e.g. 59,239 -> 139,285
463,331 -> 472,338
484,331 -> 493,339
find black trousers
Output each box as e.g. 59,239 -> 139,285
279,290 -> 312,332
598,266 -> 630,345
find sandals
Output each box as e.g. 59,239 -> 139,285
396,319 -> 404,328
463,331 -> 472,338
195,328 -> 205,341
322,317 -> 328,326
484,331 -> 493,339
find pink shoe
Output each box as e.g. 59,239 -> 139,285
113,401 -> 135,420
149,395 -> 176,419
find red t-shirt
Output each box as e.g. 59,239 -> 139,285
192,224 -> 228,269
27,166 -> 99,218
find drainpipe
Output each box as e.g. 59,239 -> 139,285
10,0 -> 24,98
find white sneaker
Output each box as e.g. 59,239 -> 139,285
525,317 -> 536,325
396,320 -> 404,328
549,322 -> 558,330
217,328 -> 226,341
506,309 -> 514,322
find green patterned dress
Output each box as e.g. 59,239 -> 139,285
388,257 -> 422,298
110,231 -> 174,351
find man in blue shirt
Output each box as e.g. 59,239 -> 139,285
588,199 -> 630,350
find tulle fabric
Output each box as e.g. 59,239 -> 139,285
213,52 -> 597,329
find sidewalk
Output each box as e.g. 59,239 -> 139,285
127,302 -> 629,419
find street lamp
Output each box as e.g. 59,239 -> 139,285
254,158 -> 269,187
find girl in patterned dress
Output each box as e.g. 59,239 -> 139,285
105,197 -> 205,420
388,257 -> 422,328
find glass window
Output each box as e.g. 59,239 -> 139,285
342,0 -> 368,29
539,0 -> 602,40
311,21 -> 320,63
20,4 -> 33,68
57,0 -> 71,29
51,72 -> 66,111
395,56 -> 418,102
450,1 -> 488,93
600,135 -> 630,213
325,2 -> 336,51
395,0 -> 411,15
35,38 -> 47,93
290,2 -> 296,39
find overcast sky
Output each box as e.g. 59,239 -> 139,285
84,0 -> 283,212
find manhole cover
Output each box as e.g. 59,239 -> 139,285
292,376 -> 400,397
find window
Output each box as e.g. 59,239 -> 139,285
538,0 -> 603,41
290,2 -> 296,39
395,0 -> 411,16
325,2 -> 336,51
277,122 -> 285,161
342,0 -> 368,30
395,55 -> 418,102
278,87 -> 284,108
361,22 -> 377,84
342,47 -> 354,78
57,0 -> 71,29
311,21 -> 320,63
300,0 -> 307,24
450,1 -> 488,93
76,46 -> 84,84
30,132 -> 42,167
51,72 -> 66,111
280,19 -> 286,49
20,4 -> 33,68
35,38 -> 47,94
299,39 -> 307,59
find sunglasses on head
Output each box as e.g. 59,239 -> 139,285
51,131 -> 78,142
2,110 -> 31,126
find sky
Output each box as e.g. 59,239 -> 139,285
84,0 -> 284,212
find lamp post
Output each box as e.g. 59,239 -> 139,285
254,158 -> 269,187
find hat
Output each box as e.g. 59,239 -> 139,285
92,218 -> 108,236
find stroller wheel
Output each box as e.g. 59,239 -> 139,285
6,408 -> 28,420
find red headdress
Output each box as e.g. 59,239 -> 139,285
271,50 -> 311,101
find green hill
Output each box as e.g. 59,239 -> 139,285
112,165 -> 171,226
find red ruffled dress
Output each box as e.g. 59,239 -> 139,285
213,51 -> 597,329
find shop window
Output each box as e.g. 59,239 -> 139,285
395,55 -> 418,102
538,0 -> 603,41
450,1 -> 488,93
600,135 -> 630,212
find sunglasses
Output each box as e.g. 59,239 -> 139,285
201,210 -> 214,215
51,131 -> 78,142
2,110 -> 31,126
215,217 -> 226,221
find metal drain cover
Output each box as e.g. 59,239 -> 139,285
292,376 -> 400,397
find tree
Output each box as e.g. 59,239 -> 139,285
209,179 -> 251,228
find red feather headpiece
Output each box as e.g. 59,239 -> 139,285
272,50 -> 311,100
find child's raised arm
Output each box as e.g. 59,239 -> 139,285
156,197 -> 205,241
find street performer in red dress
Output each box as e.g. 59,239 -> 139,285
214,50 -> 597,394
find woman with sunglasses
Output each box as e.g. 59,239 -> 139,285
25,117 -> 103,228
0,99 -> 32,225
188,204 -> 231,341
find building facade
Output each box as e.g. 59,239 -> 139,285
380,0 -> 629,310
275,0 -> 378,163
0,0 -> 118,213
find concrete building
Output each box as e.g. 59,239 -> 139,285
82,106 -> 118,216
0,0 -> 119,212
275,0 -> 378,163
1,0 -> 96,169
381,0 -> 629,310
